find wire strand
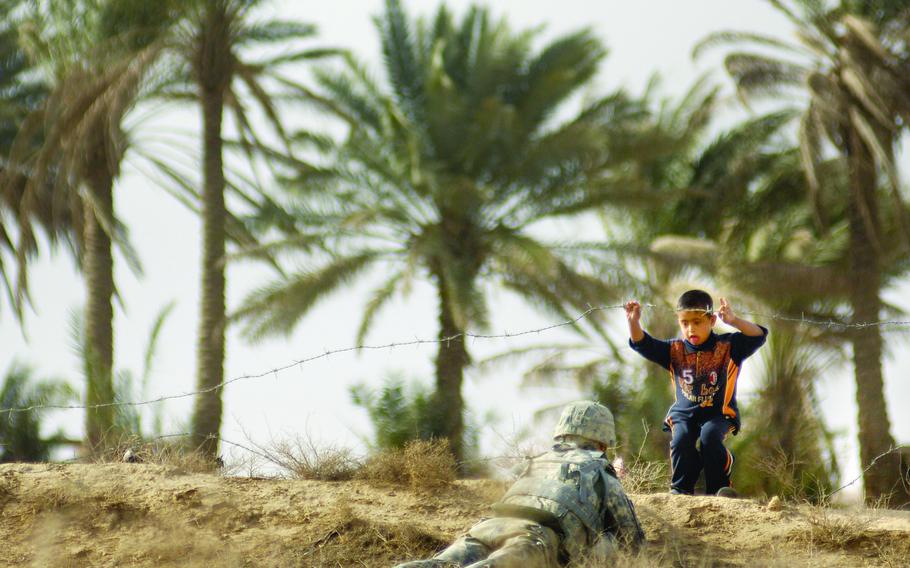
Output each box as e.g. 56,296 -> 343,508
2,302 -> 908,416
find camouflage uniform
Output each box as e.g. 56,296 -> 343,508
394,402 -> 644,568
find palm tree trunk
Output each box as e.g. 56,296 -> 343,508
847,130 -> 906,505
83,153 -> 115,451
190,2 -> 229,458
431,268 -> 468,465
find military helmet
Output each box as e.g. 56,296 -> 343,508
553,400 -> 615,447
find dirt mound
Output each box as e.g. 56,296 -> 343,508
1,463 -> 908,567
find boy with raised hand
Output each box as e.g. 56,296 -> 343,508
625,290 -> 768,497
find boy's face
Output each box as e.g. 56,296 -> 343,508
677,310 -> 716,346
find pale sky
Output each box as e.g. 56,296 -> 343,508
2,1 -> 908,495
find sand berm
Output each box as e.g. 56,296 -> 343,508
1,463 -> 909,567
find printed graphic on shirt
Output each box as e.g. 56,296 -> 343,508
669,341 -> 732,411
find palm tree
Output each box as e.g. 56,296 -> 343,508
0,362 -> 78,462
234,0 -> 641,463
698,0 -> 910,503
5,0 -> 176,449
0,0 -> 53,320
168,0 -> 338,456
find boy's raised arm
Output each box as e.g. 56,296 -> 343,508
625,300 -> 671,369
625,300 -> 645,343
716,298 -> 764,337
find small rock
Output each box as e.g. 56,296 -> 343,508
174,488 -> 200,504
123,449 -> 142,463
767,496 -> 782,511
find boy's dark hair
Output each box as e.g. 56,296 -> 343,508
676,289 -> 713,313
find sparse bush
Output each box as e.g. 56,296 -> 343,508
404,439 -> 457,489
358,447 -> 407,485
351,375 -> 487,476
747,445 -> 832,504
788,507 -> 874,550
359,438 -> 455,490
260,435 -> 361,481
93,434 -> 218,474
621,458 -> 670,495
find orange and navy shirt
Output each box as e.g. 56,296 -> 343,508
629,328 -> 768,433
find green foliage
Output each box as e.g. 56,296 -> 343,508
350,374 -> 484,470
69,302 -> 176,441
350,375 -> 437,451
0,0 -> 50,320
97,0 -> 179,51
592,366 -> 673,464
0,362 -> 77,462
728,328 -> 840,503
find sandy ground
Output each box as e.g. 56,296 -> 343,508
1,463 -> 908,567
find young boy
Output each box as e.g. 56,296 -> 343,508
625,290 -> 767,496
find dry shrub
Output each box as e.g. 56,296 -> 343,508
788,507 -> 874,550
751,445 -> 831,504
872,537 -> 910,568
621,458 -> 670,495
359,439 -> 456,490
358,447 -> 407,485
258,435 -> 361,481
404,439 -> 456,489
93,434 -> 218,473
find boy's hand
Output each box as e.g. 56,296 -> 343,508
624,300 -> 642,324
717,297 -> 765,336
716,297 -> 736,325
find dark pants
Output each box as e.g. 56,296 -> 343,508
669,415 -> 733,495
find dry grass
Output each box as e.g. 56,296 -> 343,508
359,439 -> 456,490
301,499 -> 447,566
257,435 -> 361,481
620,458 -> 669,495
788,507 -> 874,550
92,435 -> 219,474
871,538 -> 910,568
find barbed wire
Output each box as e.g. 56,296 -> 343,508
641,303 -> 910,329
0,303 -> 625,416
3,302 -> 910,417
827,445 -> 909,498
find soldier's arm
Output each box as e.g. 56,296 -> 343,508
601,474 -> 645,549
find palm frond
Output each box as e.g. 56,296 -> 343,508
234,20 -> 317,45
356,268 -> 405,346
724,52 -> 806,99
376,0 -> 425,125
515,29 -> 606,132
693,30 -> 807,60
234,251 -> 379,340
